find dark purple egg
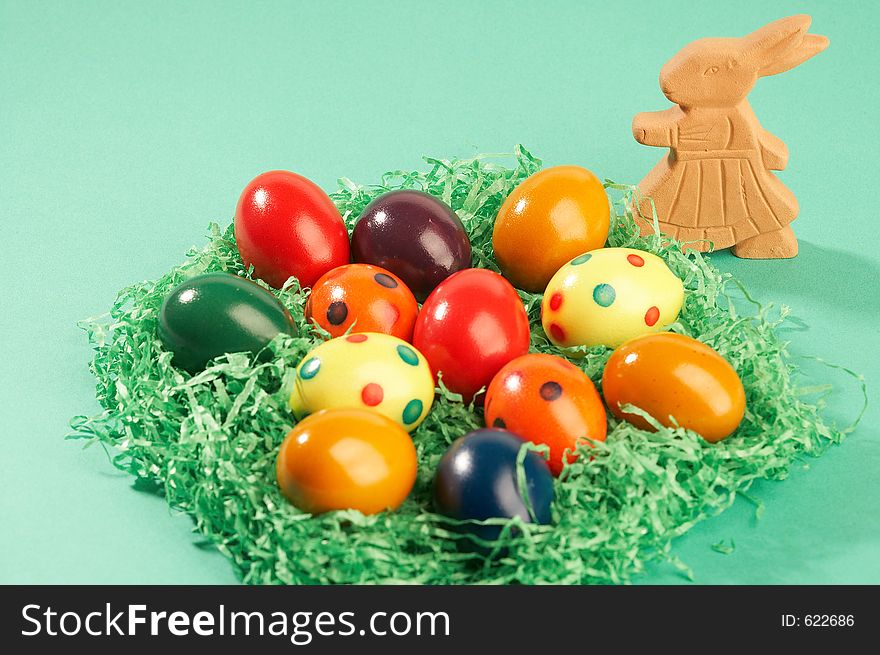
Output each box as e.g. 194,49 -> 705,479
351,190 -> 472,301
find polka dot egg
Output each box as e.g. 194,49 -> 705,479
305,263 -> 419,342
289,332 -> 434,431
484,353 -> 607,476
541,247 -> 684,349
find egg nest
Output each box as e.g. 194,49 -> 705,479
71,146 -> 859,584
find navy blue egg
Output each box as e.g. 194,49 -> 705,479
433,428 -> 554,545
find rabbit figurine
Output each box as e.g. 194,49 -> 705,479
632,15 -> 828,258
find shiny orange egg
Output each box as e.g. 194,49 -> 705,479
276,408 -> 417,515
602,333 -> 746,442
492,165 -> 610,293
305,264 -> 419,341
485,353 -> 607,476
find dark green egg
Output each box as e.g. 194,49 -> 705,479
158,272 -> 296,373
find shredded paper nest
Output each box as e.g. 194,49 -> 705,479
70,146 -> 858,584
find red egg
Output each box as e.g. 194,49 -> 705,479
413,268 -> 530,403
234,170 -> 350,289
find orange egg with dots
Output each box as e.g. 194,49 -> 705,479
492,165 -> 610,293
276,408 -> 417,515
602,332 -> 746,442
484,354 -> 607,476
305,264 -> 419,342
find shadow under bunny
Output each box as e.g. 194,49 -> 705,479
707,240 -> 880,319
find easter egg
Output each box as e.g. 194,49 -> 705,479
234,170 -> 350,289
492,166 -> 610,293
305,264 -> 419,341
351,190 -> 471,301
542,247 -> 684,349
158,272 -> 296,373
289,332 -> 434,431
413,268 -> 530,403
485,354 -> 607,476
602,332 -> 746,442
433,428 -> 554,545
277,408 -> 417,515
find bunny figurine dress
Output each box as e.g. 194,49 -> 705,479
633,15 -> 828,258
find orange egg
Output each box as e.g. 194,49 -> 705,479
305,264 -> 419,341
276,408 -> 417,515
485,353 -> 607,476
602,333 -> 746,442
492,165 -> 610,293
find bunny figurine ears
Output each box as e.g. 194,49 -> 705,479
632,15 -> 829,259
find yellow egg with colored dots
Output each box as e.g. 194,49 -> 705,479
541,248 -> 684,349
289,332 -> 435,431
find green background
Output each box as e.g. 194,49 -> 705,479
1,0 -> 877,584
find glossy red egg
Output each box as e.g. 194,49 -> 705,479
234,170 -> 350,289
413,268 -> 530,403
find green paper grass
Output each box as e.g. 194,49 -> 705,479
70,146 -> 861,584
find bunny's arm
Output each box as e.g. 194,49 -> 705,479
758,129 -> 788,170
632,107 -> 683,147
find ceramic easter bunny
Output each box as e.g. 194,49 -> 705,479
632,15 -> 828,258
